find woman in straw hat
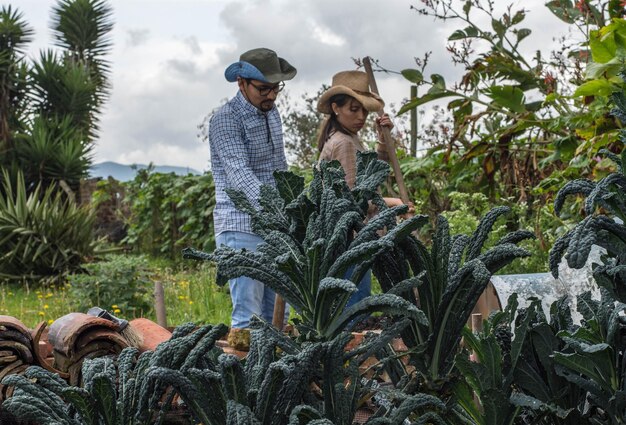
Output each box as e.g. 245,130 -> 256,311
316,70 -> 414,308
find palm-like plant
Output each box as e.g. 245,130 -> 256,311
0,6 -> 33,158
50,0 -> 113,138
13,115 -> 93,191
1,1 -> 113,195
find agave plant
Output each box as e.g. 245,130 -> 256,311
372,207 -> 533,395
0,170 -> 100,281
184,152 -> 428,341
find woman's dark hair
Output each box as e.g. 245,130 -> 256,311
317,93 -> 354,152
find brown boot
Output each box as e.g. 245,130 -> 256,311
227,328 -> 251,351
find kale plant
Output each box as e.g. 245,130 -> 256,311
372,207 -> 532,395
0,317 -> 443,425
184,152 -> 427,341
1,323 -> 228,425
455,294 -> 588,425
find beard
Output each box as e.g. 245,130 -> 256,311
259,100 -> 274,112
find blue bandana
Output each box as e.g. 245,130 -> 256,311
224,61 -> 268,82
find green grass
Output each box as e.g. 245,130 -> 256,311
0,281 -> 75,328
0,255 -> 380,329
154,260 -> 232,327
0,257 -> 233,329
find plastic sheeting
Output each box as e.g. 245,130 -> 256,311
490,245 -> 603,324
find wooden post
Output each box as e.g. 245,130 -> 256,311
410,85 -> 418,157
470,313 -> 483,411
272,295 -> 285,330
471,313 -> 483,334
362,56 -> 411,204
154,281 -> 167,328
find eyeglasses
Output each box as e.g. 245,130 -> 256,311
246,80 -> 285,96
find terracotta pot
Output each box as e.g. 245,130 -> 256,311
215,339 -> 248,359
128,318 -> 172,352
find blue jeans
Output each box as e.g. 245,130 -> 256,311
345,267 -> 371,308
216,231 -> 288,328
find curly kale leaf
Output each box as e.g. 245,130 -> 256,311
210,246 -> 304,310
564,216 -> 599,270
448,234 -> 470,277
319,211 -> 362,278
2,368 -> 74,425
227,400 -> 262,425
314,278 -> 357,331
549,231 -> 573,278
584,173 -> 626,216
554,179 -> 595,217
147,367 -> 225,425
477,243 -> 531,274
287,405 -> 324,424
274,170 -> 305,204
466,206 -> 510,261
427,259 -> 492,376
219,353 -> 247,405
327,293 -> 427,339
496,229 -> 535,246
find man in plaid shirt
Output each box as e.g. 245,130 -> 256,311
208,48 -> 296,331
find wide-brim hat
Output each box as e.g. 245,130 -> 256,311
224,48 -> 297,83
317,70 -> 384,114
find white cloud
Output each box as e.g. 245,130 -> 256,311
311,22 -> 346,47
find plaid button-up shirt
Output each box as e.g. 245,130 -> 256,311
208,91 -> 288,236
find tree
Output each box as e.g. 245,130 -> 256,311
0,6 -> 33,159
0,0 -> 113,193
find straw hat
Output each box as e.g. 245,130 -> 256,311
317,70 -> 384,114
224,48 -> 297,83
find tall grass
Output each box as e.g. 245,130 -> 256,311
0,257 -> 233,329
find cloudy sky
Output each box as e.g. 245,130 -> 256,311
17,0 -> 573,173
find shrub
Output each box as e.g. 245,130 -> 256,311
0,170 -> 98,283
123,168 -> 216,258
66,254 -> 154,317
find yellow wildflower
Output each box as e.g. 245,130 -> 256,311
43,304 -> 49,309
113,308 -> 121,314
38,311 -> 45,316
47,319 -> 54,325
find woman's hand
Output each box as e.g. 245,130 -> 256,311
383,197 -> 415,218
376,113 -> 394,130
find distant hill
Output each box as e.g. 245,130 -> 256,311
89,161 -> 202,182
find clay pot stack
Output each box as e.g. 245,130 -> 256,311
47,312 -> 130,385
0,316 -> 38,401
